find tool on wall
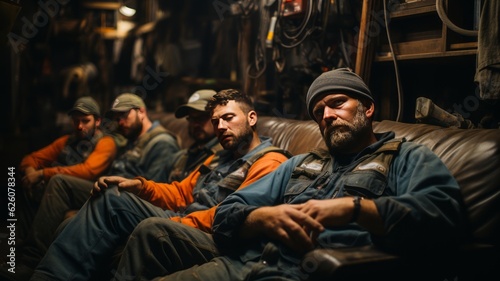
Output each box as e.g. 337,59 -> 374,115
415,97 -> 475,129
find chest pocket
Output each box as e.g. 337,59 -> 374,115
59,131 -> 104,166
341,140 -> 402,198
190,162 -> 223,210
341,168 -> 387,198
216,146 -> 292,202
284,149 -> 332,204
189,146 -> 292,212
284,139 -> 403,202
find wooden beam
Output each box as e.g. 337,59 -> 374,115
355,0 -> 376,84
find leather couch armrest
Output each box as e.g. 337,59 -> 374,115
301,245 -> 402,280
301,243 -> 499,281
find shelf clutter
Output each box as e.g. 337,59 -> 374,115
375,0 -> 478,61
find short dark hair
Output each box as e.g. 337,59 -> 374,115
206,89 -> 254,114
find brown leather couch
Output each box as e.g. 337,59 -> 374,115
159,113 -> 500,281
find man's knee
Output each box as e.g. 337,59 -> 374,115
133,217 -> 171,237
93,186 -> 139,211
45,174 -> 72,193
131,218 -> 194,244
132,218 -> 204,245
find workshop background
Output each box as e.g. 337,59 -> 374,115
1,0 -> 498,189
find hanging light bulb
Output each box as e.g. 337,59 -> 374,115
119,0 -> 136,17
119,5 -> 136,17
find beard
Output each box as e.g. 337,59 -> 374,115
189,127 -> 212,144
323,104 -> 371,153
76,126 -> 96,140
219,123 -> 254,154
120,115 -> 143,140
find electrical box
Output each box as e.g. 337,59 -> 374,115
281,0 -> 306,18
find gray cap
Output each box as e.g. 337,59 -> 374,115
68,96 -> 100,117
306,68 -> 373,120
111,93 -> 146,112
174,89 -> 217,118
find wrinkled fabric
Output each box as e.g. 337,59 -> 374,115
474,0 -> 500,99
31,137 -> 289,281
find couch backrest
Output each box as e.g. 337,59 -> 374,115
159,114 -> 500,245
372,120 -> 500,245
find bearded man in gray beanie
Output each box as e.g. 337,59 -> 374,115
90,68 -> 464,281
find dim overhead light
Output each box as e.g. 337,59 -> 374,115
119,5 -> 136,17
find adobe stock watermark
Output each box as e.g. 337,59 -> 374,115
98,64 -> 169,133
130,65 -> 169,101
452,84 -> 485,120
8,0 -> 71,53
341,1 -> 400,59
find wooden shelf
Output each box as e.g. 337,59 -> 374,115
374,48 -> 477,62
390,2 -> 436,19
375,0 -> 477,61
365,0 -> 480,123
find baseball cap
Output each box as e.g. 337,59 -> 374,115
306,68 -> 373,120
174,89 -> 217,118
68,96 -> 101,117
111,93 -> 146,112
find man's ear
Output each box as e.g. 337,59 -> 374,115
365,102 -> 375,119
137,107 -> 146,114
95,117 -> 102,127
247,110 -> 258,127
136,107 -> 147,119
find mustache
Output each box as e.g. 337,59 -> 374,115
219,132 -> 233,139
324,120 -> 353,134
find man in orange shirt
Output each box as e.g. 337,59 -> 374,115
31,89 -> 291,281
20,96 -> 117,199
13,94 -> 179,279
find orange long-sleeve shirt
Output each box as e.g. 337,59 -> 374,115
135,151 -> 289,232
20,134 -> 117,182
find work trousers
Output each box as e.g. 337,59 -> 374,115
115,218 -> 219,280
31,186 -> 178,281
22,174 -> 93,267
116,219 -> 303,281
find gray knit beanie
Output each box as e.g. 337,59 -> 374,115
306,68 -> 373,120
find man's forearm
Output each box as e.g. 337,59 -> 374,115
238,208 -> 263,239
355,198 -> 386,235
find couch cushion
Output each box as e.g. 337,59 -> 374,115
157,113 -> 194,149
373,120 -> 500,244
258,117 -> 327,155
